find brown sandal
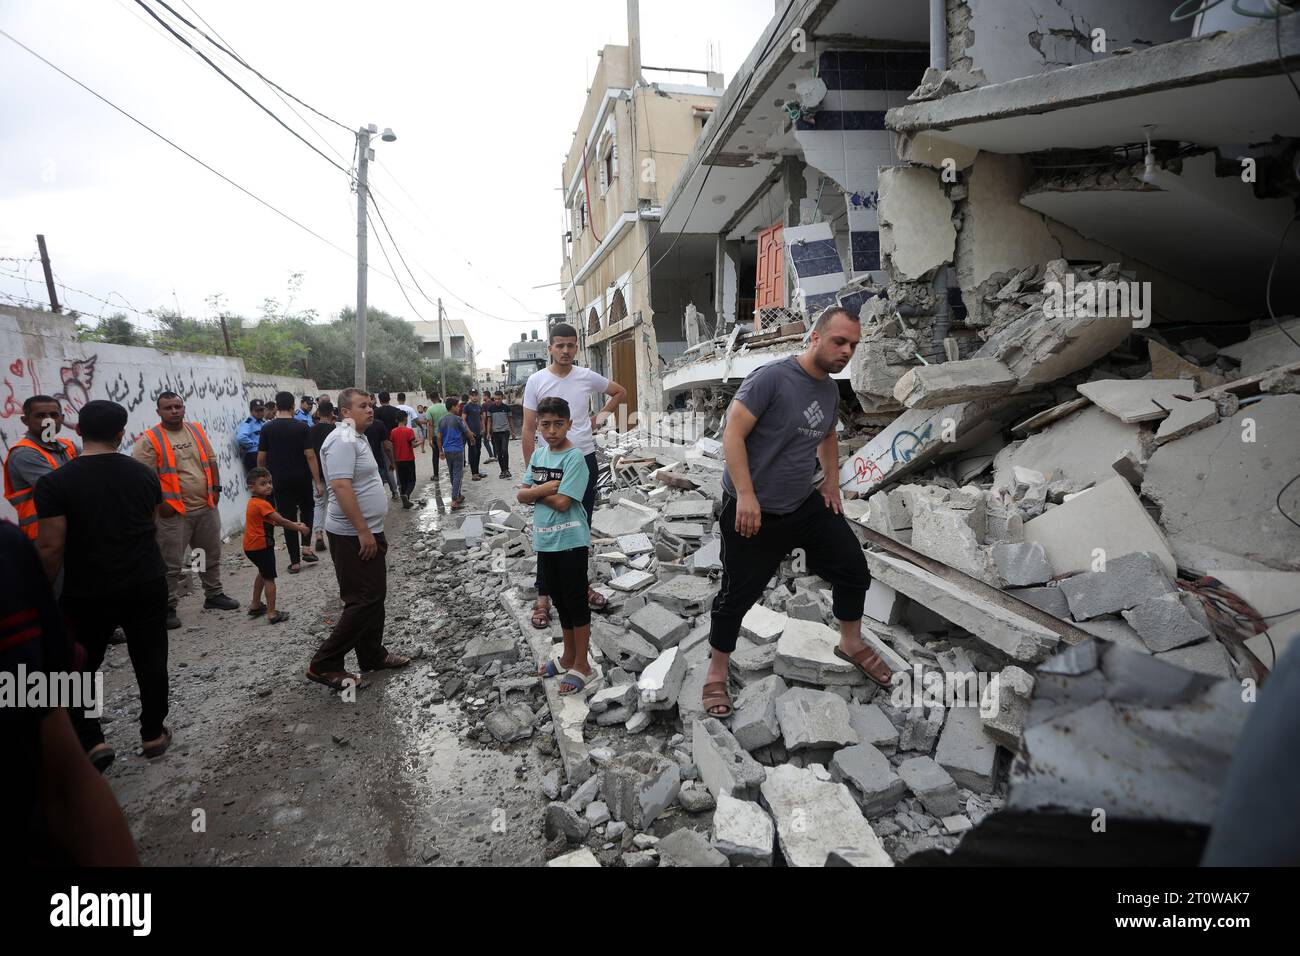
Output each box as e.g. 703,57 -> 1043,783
364,653 -> 410,672
834,645 -> 893,688
702,681 -> 733,718
531,602 -> 552,629
306,668 -> 362,691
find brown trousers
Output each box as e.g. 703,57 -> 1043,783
311,531 -> 389,672
155,504 -> 224,609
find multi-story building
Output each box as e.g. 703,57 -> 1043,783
506,329 -> 549,388
559,28 -> 724,429
410,317 -> 476,382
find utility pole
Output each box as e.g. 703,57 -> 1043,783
355,126 -> 371,391
438,297 -> 447,398
36,234 -> 60,314
218,314 -> 233,355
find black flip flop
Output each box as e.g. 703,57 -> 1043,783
248,605 -> 267,617
301,552 -> 319,563
268,611 -> 290,624
88,745 -> 116,773
142,726 -> 172,759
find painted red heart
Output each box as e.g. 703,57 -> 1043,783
8,360 -> 23,376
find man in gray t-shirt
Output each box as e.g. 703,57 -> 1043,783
702,309 -> 893,721
307,388 -> 408,690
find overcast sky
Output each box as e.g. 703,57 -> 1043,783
0,0 -> 772,373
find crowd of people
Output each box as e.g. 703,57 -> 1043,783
3,315 -> 909,865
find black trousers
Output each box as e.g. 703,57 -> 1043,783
537,547 -> 590,629
467,433 -> 483,475
492,431 -> 511,474
536,452 -> 598,598
63,576 -> 170,748
709,491 -> 870,653
312,532 -> 389,672
396,459 -> 417,497
273,477 -> 314,565
242,450 -> 259,474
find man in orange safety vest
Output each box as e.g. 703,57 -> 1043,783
3,395 -> 79,541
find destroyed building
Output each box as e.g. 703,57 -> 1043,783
422,1 -> 1300,868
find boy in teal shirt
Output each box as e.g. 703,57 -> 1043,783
517,396 -> 598,695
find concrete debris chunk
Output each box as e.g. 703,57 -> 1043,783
663,499 -> 714,521
894,358 -> 1017,409
992,541 -> 1054,587
590,620 -> 660,672
897,756 -> 962,817
830,743 -> 907,816
711,793 -> 775,866
898,704 -> 945,753
848,703 -> 900,754
693,717 -> 767,801
484,701 -> 535,743
628,602 -> 690,651
461,635 -> 520,669
934,706 -> 998,794
864,579 -> 904,625
638,646 -> 686,710
1057,551 -> 1176,620
740,604 -> 788,645
1007,585 -> 1070,619
982,665 -> 1035,750
646,574 -> 716,616
544,802 -> 590,843
776,687 -> 859,752
1154,640 -> 1234,678
592,506 -> 658,538
774,619 -> 867,686
608,569 -> 657,592
729,641 -> 778,686
759,764 -> 892,868
546,847 -> 601,867
1121,593 -> 1211,653
600,752 -> 681,829
588,682 -> 638,714
617,532 -> 654,556
656,827 -> 729,867
731,674 -> 787,751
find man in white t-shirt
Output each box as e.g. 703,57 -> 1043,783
522,321 -> 627,629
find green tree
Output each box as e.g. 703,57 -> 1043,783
76,312 -> 148,347
421,359 -> 471,398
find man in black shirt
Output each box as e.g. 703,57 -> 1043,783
258,391 -> 324,571
365,416 -> 397,500
374,390 -> 403,431
307,400 -> 337,553
34,399 -> 173,764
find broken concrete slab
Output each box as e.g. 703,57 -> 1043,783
628,602 -> 690,651
588,682 -> 638,713
1122,593 -> 1211,653
730,640 -> 778,686
663,498 -> 715,522
608,569 -> 657,592
992,541 -> 1054,587
773,619 -> 866,686
935,706 -> 999,794
1154,639 -> 1234,678
693,717 -> 767,801
878,163 -> 956,280
638,646 -> 687,710
740,604 -> 789,645
830,743 -> 907,816
864,578 -> 904,626
1077,379 -> 1196,424
1218,317 -> 1300,377
849,703 -> 900,754
898,703 -> 945,753
1007,585 -> 1070,619
759,764 -> 892,868
691,535 -> 722,573
776,687 -> 859,752
909,491 -> 998,584
897,755 -> 962,817
1057,551 -> 1177,620
656,827 -> 729,867
646,574 -> 716,617
544,802 -> 590,843
894,358 -> 1018,409
711,792 -> 775,866
600,752 -> 681,829
1142,395 -> 1300,573
1153,399 -> 1218,446
1149,339 -> 1224,392
731,674 -> 787,751
617,532 -> 654,556
484,702 -> 536,743
592,505 -> 658,538
866,551 -> 1059,662
997,404 -> 1145,498
1024,476 -> 1176,579
590,620 -> 660,673
461,635 -> 520,669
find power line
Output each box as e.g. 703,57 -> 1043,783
129,0 -> 349,175
365,206 -> 429,325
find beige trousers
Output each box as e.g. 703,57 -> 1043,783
156,504 -> 224,608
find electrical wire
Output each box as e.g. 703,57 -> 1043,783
1278,472 -> 1300,530
365,206 -> 428,324
129,0 -> 349,175
1265,212 -> 1300,350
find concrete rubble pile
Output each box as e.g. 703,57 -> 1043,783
429,291 -> 1297,867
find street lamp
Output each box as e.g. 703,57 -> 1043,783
355,122 -> 397,392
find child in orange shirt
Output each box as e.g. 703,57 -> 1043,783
244,467 -> 309,624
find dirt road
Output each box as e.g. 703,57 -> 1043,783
97,440 -> 548,866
